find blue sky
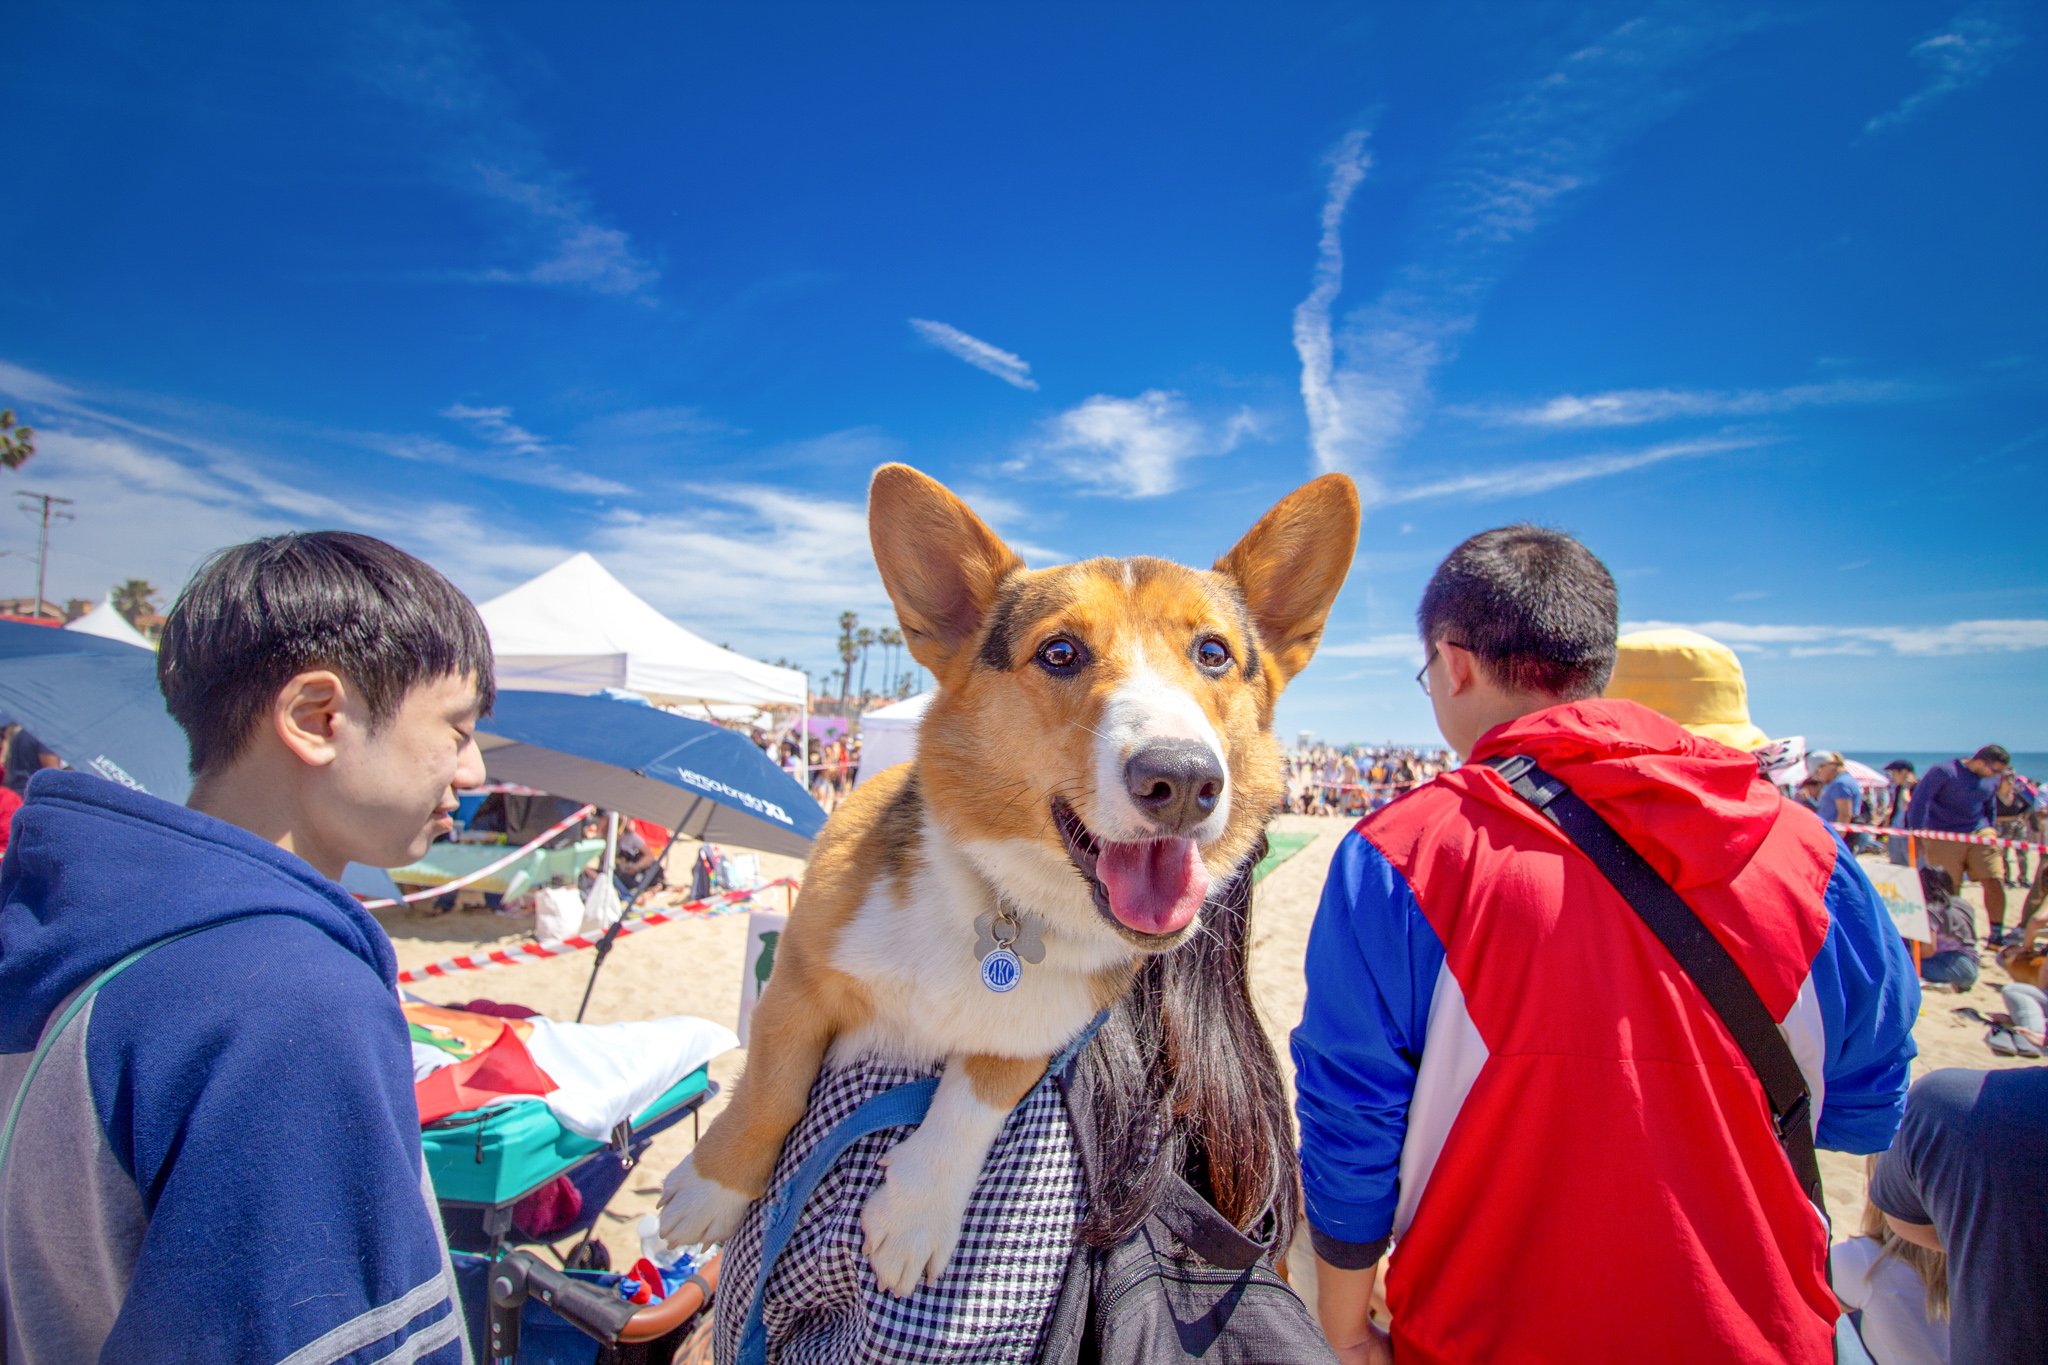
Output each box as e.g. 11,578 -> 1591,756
2,2 -> 2042,748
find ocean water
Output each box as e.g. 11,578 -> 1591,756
1845,752 -> 2048,784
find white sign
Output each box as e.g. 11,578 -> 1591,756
1863,863 -> 1931,944
737,908 -> 789,1047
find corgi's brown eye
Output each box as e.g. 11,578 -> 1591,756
1196,638 -> 1231,671
1036,638 -> 1082,673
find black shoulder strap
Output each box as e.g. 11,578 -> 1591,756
1483,754 -> 1826,1215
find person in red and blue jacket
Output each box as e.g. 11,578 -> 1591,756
1293,526 -> 1918,1365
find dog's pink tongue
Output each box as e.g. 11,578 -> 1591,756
1096,839 -> 1210,936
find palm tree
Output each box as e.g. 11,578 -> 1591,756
111,578 -> 159,627
854,627 -> 876,703
836,611 -> 859,713
877,627 -> 904,696
0,410 -> 33,471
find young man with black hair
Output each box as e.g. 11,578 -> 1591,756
1905,743 -> 2013,941
1,532 -> 490,1364
1293,524 -> 1918,1364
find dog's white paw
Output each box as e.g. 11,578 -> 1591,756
860,1152 -> 969,1298
656,1157 -> 753,1248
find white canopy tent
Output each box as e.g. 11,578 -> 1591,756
64,598 -> 155,650
482,553 -> 806,710
854,691 -> 931,786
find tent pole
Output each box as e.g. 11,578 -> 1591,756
576,813 -> 687,1023
799,692 -> 810,790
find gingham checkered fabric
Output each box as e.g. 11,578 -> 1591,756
712,1057 -> 1084,1364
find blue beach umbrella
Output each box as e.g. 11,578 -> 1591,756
0,621 -> 192,802
478,690 -> 824,859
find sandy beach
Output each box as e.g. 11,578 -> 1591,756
384,813 -> 2038,1280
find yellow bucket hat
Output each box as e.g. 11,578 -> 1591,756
1603,627 -> 1771,751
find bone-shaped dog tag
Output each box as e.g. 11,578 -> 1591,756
1010,914 -> 1046,965
973,911 -> 1047,967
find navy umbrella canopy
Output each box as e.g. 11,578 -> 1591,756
478,690 -> 824,860
0,621 -> 191,801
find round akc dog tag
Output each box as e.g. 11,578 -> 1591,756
980,947 -> 1022,994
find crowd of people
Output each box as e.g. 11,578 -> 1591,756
1282,744 -> 1454,817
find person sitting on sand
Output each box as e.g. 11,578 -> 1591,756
1918,866 -> 1981,994
0,532 -> 489,1364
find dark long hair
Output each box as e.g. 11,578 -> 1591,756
1076,836 -> 1300,1251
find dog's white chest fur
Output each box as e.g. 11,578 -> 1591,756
828,816 -> 1124,1068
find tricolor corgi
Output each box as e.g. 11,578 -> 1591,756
658,463 -> 1358,1295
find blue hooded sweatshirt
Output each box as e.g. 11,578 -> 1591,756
0,772 -> 468,1364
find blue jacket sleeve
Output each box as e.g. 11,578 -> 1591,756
1808,836 -> 1920,1154
1290,831 -> 1445,1267
89,917 -> 465,1364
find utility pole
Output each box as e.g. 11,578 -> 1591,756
17,492 -> 74,621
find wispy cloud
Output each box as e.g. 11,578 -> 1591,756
1021,390 -> 1256,498
1865,6 -> 2023,136
366,403 -> 632,497
1294,15 -> 1748,489
1292,131 -> 1373,483
1380,435 -> 1759,506
908,319 -> 1039,391
353,5 -> 656,296
467,168 -> 658,296
1456,379 -> 1911,429
442,402 -> 554,455
0,417 -> 569,608
1318,633 -> 1424,662
1624,617 -> 2048,658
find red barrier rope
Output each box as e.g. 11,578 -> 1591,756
395,877 -> 800,984
1833,822 -> 2048,855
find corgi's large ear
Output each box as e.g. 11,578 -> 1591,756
869,464 -> 1024,676
1214,474 -> 1360,685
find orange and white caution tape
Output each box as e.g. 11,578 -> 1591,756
394,877 -> 799,984
1833,822 -> 2048,855
359,804 -> 598,910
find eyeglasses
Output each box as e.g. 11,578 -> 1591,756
1416,639 -> 1473,696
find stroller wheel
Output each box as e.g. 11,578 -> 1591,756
565,1239 -> 612,1272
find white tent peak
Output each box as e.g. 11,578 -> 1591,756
854,690 -> 932,785
481,553 -> 805,708
64,597 -> 156,650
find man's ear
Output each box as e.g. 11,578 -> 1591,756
1214,474 -> 1360,684
1438,640 -> 1482,698
273,670 -> 347,769
869,464 -> 1024,675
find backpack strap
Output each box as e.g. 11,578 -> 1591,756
0,925 -> 212,1174
1482,754 -> 1827,1215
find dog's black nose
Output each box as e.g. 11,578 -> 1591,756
1124,741 -> 1226,832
